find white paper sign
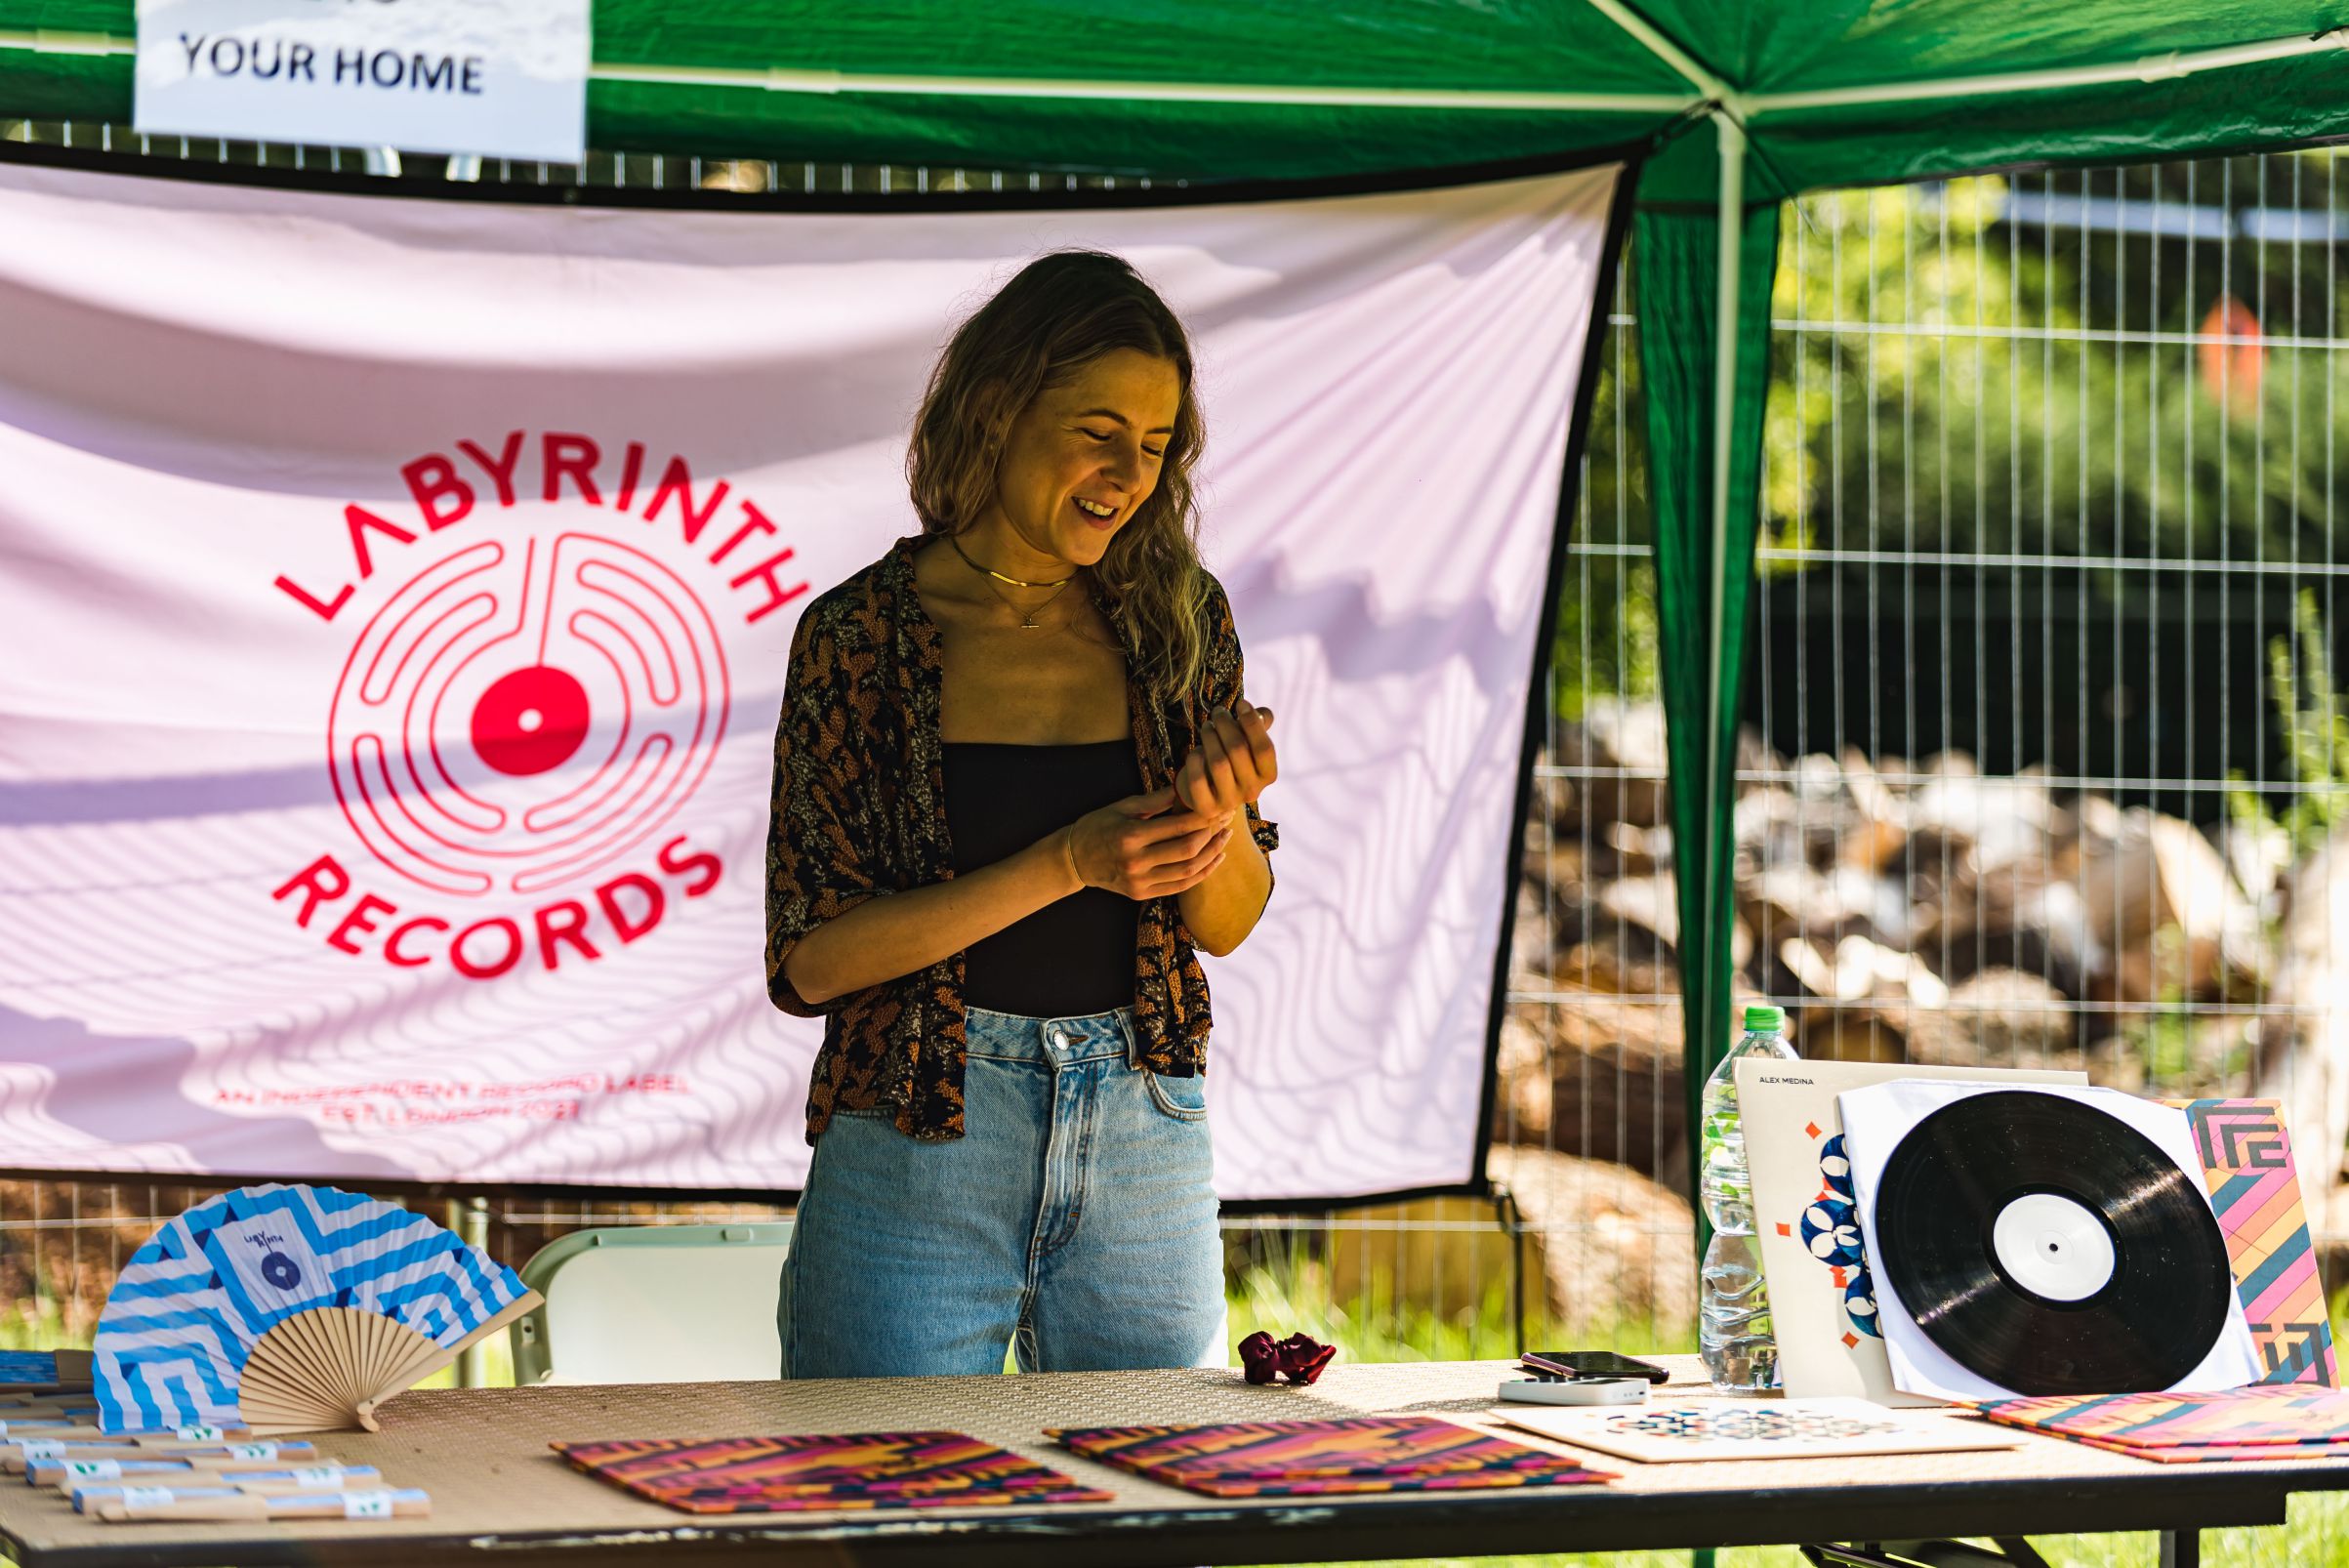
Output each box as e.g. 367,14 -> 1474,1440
135,0 -> 590,162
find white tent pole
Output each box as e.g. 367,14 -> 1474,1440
1701,110 -> 1745,1055
1568,0 -> 2349,123
594,63 -> 1696,115
1575,0 -> 1737,108
1744,27 -> 2349,115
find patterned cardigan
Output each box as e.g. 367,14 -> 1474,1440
763,533 -> 1279,1143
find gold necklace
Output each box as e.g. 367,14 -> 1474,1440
949,532 -> 1077,632
948,531 -> 1076,589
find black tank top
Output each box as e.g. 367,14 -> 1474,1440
943,739 -> 1142,1016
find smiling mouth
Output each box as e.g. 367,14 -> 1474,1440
1072,497 -> 1120,528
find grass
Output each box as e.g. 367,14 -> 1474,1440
1262,1506 -> 2349,1568
1238,1489 -> 2349,1567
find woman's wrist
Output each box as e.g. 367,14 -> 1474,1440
1053,825 -> 1086,895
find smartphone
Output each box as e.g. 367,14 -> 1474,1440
1519,1350 -> 1671,1384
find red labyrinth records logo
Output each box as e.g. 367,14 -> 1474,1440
327,533 -> 726,897
267,430 -> 807,980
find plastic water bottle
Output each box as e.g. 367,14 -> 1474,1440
1700,1004 -> 1798,1394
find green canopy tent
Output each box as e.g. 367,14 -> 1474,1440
12,1 -> 2349,1201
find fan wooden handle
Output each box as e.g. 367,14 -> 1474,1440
89,1487 -> 430,1522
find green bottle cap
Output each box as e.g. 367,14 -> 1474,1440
1743,1005 -> 1786,1033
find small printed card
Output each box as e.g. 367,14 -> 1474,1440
554,1432 -> 1112,1514
1048,1417 -> 1613,1498
1493,1399 -> 2024,1464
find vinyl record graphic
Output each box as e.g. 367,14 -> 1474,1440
92,1184 -> 539,1435
1874,1091 -> 2232,1395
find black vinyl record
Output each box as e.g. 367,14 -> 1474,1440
1873,1090 -> 2233,1395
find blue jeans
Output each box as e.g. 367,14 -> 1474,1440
778,1004 -> 1225,1377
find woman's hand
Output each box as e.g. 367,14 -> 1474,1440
1062,787 -> 1232,899
1174,696 -> 1277,822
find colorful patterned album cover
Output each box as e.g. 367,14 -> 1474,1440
553,1431 -> 1113,1513
2168,1099 -> 2338,1388
1048,1417 -> 1614,1498
1976,1385 -> 2349,1453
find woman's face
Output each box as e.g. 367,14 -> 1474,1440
984,348 -> 1181,569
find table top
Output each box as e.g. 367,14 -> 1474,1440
11,1357 -> 2349,1568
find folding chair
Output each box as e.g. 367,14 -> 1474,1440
507,1222 -> 794,1384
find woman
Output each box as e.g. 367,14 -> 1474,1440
764,249 -> 1279,1379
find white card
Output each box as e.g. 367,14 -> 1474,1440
1838,1081 -> 2263,1403
1738,1058 -> 2085,1406
1492,1397 -> 2025,1463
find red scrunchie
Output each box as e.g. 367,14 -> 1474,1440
1238,1330 -> 1335,1386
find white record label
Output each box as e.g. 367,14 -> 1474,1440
1990,1191 -> 2116,1301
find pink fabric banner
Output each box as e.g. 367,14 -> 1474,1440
0,157 -> 1622,1199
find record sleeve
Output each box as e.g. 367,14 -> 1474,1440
1740,1058 -> 2084,1405
1048,1418 -> 1613,1498
1838,1082 -> 2261,1404
1874,1091 -> 2232,1394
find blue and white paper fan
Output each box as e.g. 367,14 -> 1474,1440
93,1183 -> 538,1434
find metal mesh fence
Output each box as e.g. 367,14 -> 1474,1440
1714,141 -> 2349,1568
1750,156 -> 2349,1227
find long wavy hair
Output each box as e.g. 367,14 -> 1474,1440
907,249 -> 1209,702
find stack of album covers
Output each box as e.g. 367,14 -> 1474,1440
1049,1417 -> 1614,1498
1975,1386 -> 2349,1464
556,1431 -> 1113,1512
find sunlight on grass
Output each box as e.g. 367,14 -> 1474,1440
1243,1489 -> 2349,1566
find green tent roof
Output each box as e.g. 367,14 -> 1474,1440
10,3 -> 2349,197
